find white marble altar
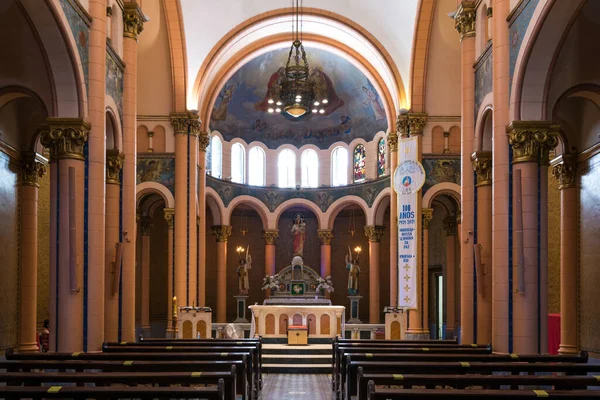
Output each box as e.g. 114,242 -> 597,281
249,305 -> 345,338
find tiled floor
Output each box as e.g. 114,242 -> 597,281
259,374 -> 332,400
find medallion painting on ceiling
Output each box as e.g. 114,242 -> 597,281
210,47 -> 388,149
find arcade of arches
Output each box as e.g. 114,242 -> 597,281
1,0 -> 599,359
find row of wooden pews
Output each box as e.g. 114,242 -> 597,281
0,337 -> 262,400
333,337 -> 600,400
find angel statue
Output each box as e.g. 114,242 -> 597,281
237,246 -> 252,294
345,246 -> 361,295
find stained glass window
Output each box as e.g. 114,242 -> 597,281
210,136 -> 222,179
377,138 -> 386,177
331,147 -> 348,186
248,146 -> 266,186
301,149 -> 319,188
353,144 -> 366,182
231,142 -> 245,184
278,149 -> 296,188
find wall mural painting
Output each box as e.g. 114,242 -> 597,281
508,0 -> 540,92
59,0 -> 90,91
377,138 -> 386,177
106,51 -> 124,123
353,144 -> 366,182
136,156 -> 175,194
210,47 -> 388,149
474,48 -> 492,124
422,157 -> 461,194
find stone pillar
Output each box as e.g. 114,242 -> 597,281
19,153 -> 47,352
121,2 -> 144,342
317,229 -> 334,278
163,208 -> 175,336
42,118 -> 90,352
140,216 -> 152,337
507,121 -> 559,353
551,155 -> 578,355
388,132 -> 398,307
147,131 -> 154,152
365,225 -> 385,323
472,151 -> 492,344
212,225 -> 232,323
104,150 -> 123,343
197,132 -> 209,306
444,217 -> 457,339
454,0 -> 476,345
263,229 -> 278,298
187,112 -> 200,307
422,208 -> 433,337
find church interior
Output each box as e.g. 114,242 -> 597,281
1,0 -> 600,398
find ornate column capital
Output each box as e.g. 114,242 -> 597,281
187,110 -> 202,137
317,229 -> 334,245
364,225 -> 385,243
123,2 -> 145,40
212,225 -> 232,242
170,111 -> 203,136
40,118 -> 90,161
396,113 -> 409,138
106,150 -> 124,185
422,208 -> 434,229
443,216 -> 457,237
471,151 -> 492,186
507,121 -> 559,165
551,154 -> 577,190
21,152 -> 47,187
163,208 -> 175,229
408,112 -> 428,136
140,216 -> 152,236
387,132 -> 398,152
454,1 -> 476,41
262,229 -> 279,245
198,131 -> 210,152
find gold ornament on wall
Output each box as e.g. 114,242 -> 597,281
40,118 -> 90,161
454,1 -> 476,41
471,151 -> 492,187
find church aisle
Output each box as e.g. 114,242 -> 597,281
259,374 -> 332,400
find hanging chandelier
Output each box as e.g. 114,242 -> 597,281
267,0 -> 328,118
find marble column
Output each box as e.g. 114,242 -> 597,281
317,229 -> 334,278
422,208 -> 433,337
19,153 -> 47,352
163,208 -> 175,336
42,118 -> 90,352
212,225 -> 232,323
140,216 -> 152,337
197,132 -> 209,306
552,154 -> 578,355
365,225 -> 385,323
454,1 -> 476,345
263,229 -> 278,298
104,150 -> 124,343
121,2 -> 144,342
472,151 -> 492,344
187,112 -> 200,307
507,121 -> 559,353
387,132 -> 398,307
444,217 -> 457,339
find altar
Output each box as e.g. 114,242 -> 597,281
249,304 -> 345,338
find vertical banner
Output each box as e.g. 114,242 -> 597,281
394,136 -> 425,309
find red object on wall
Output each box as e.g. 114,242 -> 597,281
548,314 -> 560,355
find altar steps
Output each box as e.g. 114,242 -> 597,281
262,337 -> 333,345
262,344 -> 333,374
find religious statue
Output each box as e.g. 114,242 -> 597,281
290,213 -> 306,257
236,246 -> 252,294
345,246 -> 361,295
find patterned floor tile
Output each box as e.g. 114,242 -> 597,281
259,374 -> 332,400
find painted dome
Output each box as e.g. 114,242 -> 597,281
209,47 -> 388,149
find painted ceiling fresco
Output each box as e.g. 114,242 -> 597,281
209,47 -> 388,149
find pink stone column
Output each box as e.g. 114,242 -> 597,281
317,229 -> 334,278
197,133 -> 209,306
454,1 -> 476,345
263,229 -> 278,298
121,3 -> 144,342
444,218 -> 457,339
188,133 -> 198,307
163,209 -> 174,336
19,154 -> 47,352
49,160 -> 58,352
140,217 -> 151,337
213,226 -> 232,323
104,151 -> 123,343
422,208 -> 434,336
172,121 -> 188,306
365,226 -> 385,323
552,155 -> 578,354
472,152 -> 493,344
87,0 -> 107,352
388,133 -> 399,307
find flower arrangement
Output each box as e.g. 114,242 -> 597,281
261,274 -> 280,291
316,276 -> 335,293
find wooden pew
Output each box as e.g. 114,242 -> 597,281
0,379 -> 225,399
0,368 -> 236,400
366,383 -> 600,400
342,351 -> 589,400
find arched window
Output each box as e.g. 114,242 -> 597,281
278,149 -> 296,188
210,136 -> 222,179
231,142 -> 245,184
331,147 -> 348,186
301,149 -> 319,188
377,138 -> 386,177
248,146 -> 266,186
353,144 -> 366,182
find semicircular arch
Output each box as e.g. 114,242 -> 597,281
136,181 -> 175,209
325,196 -> 370,229
273,198 -> 325,230
224,195 -> 270,229
422,182 -> 461,209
